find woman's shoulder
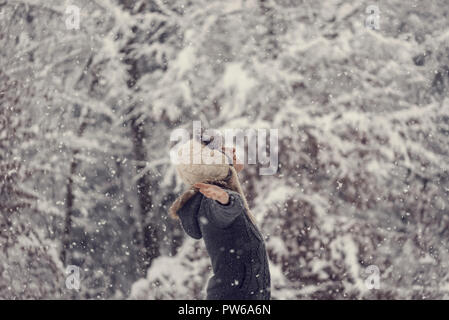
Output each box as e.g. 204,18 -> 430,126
202,190 -> 245,228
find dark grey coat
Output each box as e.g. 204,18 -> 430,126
177,188 -> 271,300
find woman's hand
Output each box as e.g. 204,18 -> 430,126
194,183 -> 229,205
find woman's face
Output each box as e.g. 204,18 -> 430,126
222,147 -> 244,173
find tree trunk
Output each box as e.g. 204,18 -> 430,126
61,116 -> 89,265
130,117 -> 161,275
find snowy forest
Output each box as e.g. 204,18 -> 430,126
1,0 -> 448,299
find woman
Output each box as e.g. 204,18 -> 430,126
169,138 -> 271,300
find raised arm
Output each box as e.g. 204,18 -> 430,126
194,183 -> 244,228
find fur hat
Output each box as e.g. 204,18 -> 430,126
169,139 -> 257,225
174,139 -> 230,185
